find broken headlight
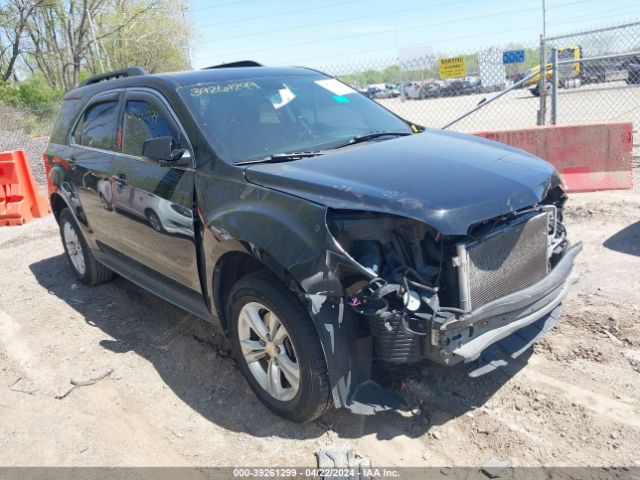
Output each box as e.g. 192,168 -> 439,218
327,210 -> 450,362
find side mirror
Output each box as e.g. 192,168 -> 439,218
142,136 -> 190,167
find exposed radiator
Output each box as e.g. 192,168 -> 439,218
457,212 -> 550,311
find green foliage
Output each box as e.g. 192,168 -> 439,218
0,76 -> 63,135
0,76 -> 63,117
95,0 -> 192,75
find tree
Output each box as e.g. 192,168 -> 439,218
0,0 -> 46,82
22,0 -> 112,90
97,0 -> 191,75
0,0 -> 192,90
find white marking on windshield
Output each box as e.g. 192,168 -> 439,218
314,79 -> 356,96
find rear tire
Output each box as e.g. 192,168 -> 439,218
227,271 -> 331,423
59,208 -> 114,286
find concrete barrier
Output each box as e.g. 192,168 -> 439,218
474,122 -> 633,193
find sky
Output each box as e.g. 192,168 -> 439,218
188,0 -> 640,71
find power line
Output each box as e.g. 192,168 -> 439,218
196,0 -> 601,62
198,0 -> 476,44
197,0 -> 367,28
192,0 -> 255,12
279,6 -> 640,67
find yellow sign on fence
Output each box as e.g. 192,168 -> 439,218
438,56 -> 466,79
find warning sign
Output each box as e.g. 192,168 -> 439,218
438,56 -> 466,79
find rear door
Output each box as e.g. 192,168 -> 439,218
110,89 -> 200,291
67,91 -> 122,249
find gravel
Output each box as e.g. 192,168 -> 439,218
0,129 -> 49,186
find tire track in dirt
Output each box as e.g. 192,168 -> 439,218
517,361 -> 640,430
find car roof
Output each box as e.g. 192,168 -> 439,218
68,66 -> 321,99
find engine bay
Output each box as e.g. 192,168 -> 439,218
326,186 -> 570,364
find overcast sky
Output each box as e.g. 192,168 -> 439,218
189,0 -> 640,70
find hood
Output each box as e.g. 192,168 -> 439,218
244,129 -> 562,235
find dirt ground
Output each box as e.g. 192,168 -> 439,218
1,170 -> 639,469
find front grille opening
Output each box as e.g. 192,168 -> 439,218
458,212 -> 550,311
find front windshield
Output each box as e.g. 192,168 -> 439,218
178,73 -> 412,162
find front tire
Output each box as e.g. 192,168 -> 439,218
227,271 -> 331,423
59,208 -> 114,286
146,209 -> 164,233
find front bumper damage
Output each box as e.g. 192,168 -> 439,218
308,242 -> 581,415
314,203 -> 581,415
436,242 -> 582,375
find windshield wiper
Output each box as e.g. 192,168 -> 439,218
329,131 -> 412,150
235,151 -> 324,166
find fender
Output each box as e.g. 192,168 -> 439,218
198,181 -> 379,410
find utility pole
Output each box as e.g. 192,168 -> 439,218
182,4 -> 192,69
542,0 -> 547,38
537,0 -> 548,125
87,9 -> 105,73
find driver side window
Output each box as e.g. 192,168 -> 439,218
122,98 -> 180,157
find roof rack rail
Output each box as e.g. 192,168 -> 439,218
204,60 -> 263,69
79,67 -> 148,87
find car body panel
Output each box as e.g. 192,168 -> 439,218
244,128 -> 561,235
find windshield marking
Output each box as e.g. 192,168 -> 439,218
190,81 -> 260,97
314,78 -> 355,96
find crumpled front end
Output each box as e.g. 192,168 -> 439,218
327,185 -> 581,377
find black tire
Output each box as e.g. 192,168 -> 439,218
227,271 -> 331,423
59,208 -> 114,286
530,85 -> 540,97
146,209 -> 164,233
98,193 -> 112,211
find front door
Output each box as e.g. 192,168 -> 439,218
110,90 -> 200,292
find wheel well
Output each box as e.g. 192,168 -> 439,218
50,193 -> 67,223
213,251 -> 305,334
213,252 -> 268,334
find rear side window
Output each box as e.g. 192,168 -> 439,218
50,98 -> 81,145
122,99 -> 180,157
73,100 -> 118,151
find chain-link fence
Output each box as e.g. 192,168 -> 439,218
318,42 -> 540,134
315,20 -> 640,154
2,18 -> 639,168
544,21 -> 640,142
0,102 -> 58,186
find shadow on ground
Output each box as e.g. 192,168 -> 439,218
30,254 -> 530,441
603,221 -> 640,256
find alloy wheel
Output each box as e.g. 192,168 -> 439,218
63,221 -> 86,276
237,302 -> 300,402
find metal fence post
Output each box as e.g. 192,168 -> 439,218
551,47 -> 558,125
537,34 -> 547,126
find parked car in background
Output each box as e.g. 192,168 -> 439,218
623,55 -> 640,84
628,62 -> 640,84
439,79 -> 482,97
403,82 -> 423,100
46,62 -> 580,423
421,81 -> 442,98
372,85 -> 400,99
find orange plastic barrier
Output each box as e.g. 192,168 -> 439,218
0,150 -> 50,226
474,122 -> 634,193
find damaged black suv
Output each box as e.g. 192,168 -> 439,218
45,62 -> 581,423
